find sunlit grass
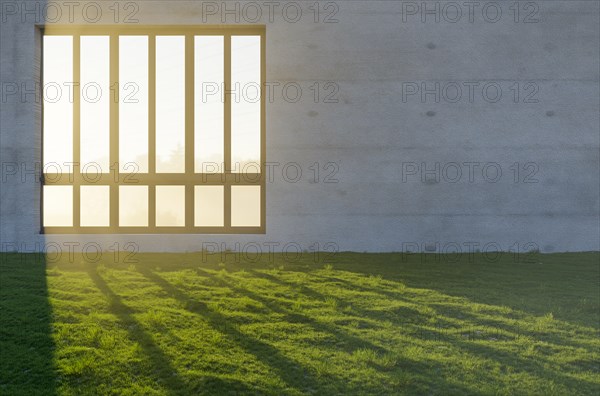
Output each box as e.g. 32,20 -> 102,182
1,252 -> 598,395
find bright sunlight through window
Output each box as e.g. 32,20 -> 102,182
41,26 -> 265,234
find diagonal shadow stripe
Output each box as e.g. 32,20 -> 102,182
137,266 -> 338,394
86,266 -> 189,395
203,269 -> 389,354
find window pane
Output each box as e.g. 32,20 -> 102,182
81,36 -> 110,173
80,186 -> 110,227
119,36 -> 148,173
231,36 -> 261,173
231,185 -> 260,227
195,36 -> 224,173
156,186 -> 185,227
156,36 -> 185,173
194,186 -> 224,226
43,36 -> 73,173
119,186 -> 148,226
43,186 -> 73,227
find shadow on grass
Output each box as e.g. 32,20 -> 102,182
137,266 -> 326,395
0,254 -> 57,395
2,252 -> 597,394
199,269 -> 388,354
427,325 -> 600,393
139,267 -> 479,395
204,264 -> 599,394
426,302 -> 599,351
85,265 -> 192,395
323,252 -> 600,329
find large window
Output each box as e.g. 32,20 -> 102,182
41,26 -> 265,234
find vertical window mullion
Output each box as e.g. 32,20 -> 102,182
261,32 -> 266,232
109,34 -> 119,230
40,32 -> 44,233
148,34 -> 156,229
73,35 -> 81,229
224,34 -> 232,231
185,34 -> 194,230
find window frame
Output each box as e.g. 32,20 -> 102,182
41,25 -> 266,234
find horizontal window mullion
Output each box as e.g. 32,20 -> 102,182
43,25 -> 265,36
42,226 -> 264,235
42,173 -> 264,185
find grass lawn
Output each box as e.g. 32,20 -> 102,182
0,251 -> 598,395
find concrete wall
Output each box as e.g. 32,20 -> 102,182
1,0 -> 598,253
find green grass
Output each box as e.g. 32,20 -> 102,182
1,252 -> 599,395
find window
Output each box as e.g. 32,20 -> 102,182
41,26 -> 265,234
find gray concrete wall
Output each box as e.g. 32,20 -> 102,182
1,0 -> 599,254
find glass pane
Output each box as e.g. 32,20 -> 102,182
80,36 -> 110,173
43,36 -> 73,174
80,186 -> 110,227
119,36 -> 148,173
194,186 -> 224,226
156,186 -> 185,227
195,36 -> 224,173
119,186 -> 148,226
231,36 -> 261,173
43,186 -> 73,227
156,36 -> 185,173
231,185 -> 260,227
